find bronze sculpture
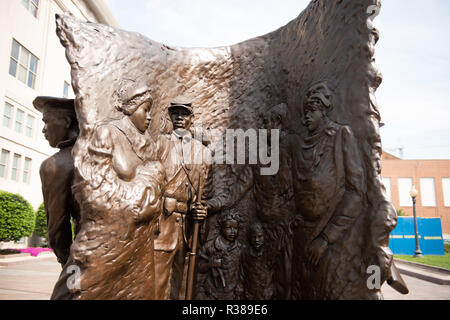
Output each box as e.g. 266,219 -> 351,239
67,79 -> 164,299
33,97 -> 80,268
154,98 -> 212,300
46,0 -> 408,300
241,221 -> 275,300
207,103 -> 295,299
197,211 -> 244,300
33,96 -> 80,299
289,82 -> 367,299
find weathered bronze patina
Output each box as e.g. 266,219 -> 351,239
38,0 -> 408,300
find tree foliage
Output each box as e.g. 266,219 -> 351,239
35,203 -> 47,239
0,191 -> 36,242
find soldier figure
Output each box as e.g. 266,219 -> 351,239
154,97 -> 213,300
33,96 -> 80,300
33,97 -> 80,268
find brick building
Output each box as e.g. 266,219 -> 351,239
381,152 -> 450,236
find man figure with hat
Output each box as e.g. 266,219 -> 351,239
33,96 -> 80,269
154,96 -> 213,300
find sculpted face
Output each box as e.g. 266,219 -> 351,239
130,101 -> 152,133
169,107 -> 193,131
372,142 -> 382,175
304,103 -> 325,133
42,109 -> 70,148
221,219 -> 238,242
250,227 -> 264,250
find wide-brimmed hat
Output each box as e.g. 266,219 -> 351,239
168,96 -> 194,114
32,96 -> 75,113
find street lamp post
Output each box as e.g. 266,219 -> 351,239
409,186 -> 423,258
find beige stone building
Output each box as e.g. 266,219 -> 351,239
0,0 -> 118,248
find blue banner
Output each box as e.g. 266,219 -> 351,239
389,217 -> 445,255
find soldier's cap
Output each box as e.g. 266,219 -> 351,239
33,96 -> 75,113
168,96 -> 194,114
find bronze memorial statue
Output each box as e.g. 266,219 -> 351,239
33,96 -> 80,268
154,97 -> 212,300
35,0 -> 408,300
58,79 -> 164,299
33,96 -> 81,299
197,210 -> 244,300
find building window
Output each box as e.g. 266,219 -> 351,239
398,178 -> 413,207
9,39 -> 38,89
25,114 -> 35,137
11,154 -> 21,181
21,0 -> 39,18
0,149 -> 10,178
420,178 -> 436,207
381,177 -> 392,202
22,157 -> 32,183
3,102 -> 13,128
443,178 -> 450,207
15,109 -> 24,133
63,81 -> 70,98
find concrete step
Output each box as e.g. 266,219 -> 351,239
395,259 -> 450,285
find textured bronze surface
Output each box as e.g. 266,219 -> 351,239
47,0 -> 407,300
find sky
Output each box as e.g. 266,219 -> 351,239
104,0 -> 450,159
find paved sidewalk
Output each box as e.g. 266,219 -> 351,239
0,255 -> 59,300
382,274 -> 450,300
0,254 -> 449,300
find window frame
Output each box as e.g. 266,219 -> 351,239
419,177 -> 437,207
14,108 -> 25,134
21,0 -> 39,18
0,149 -> 10,179
63,81 -> 70,98
442,178 -> 450,207
22,157 -> 32,184
398,177 -> 413,207
3,102 -> 13,128
11,153 -> 22,182
9,39 -> 38,89
381,177 -> 392,202
25,114 -> 35,138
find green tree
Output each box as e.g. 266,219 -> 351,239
0,191 -> 36,242
35,203 -> 47,239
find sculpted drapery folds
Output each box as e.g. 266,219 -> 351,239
290,82 -> 369,300
66,80 -> 165,300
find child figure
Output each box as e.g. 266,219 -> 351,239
197,211 -> 244,300
241,221 -> 275,300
